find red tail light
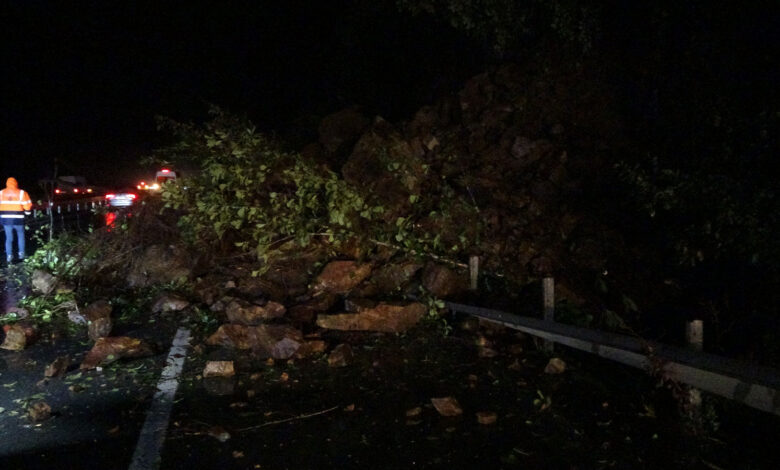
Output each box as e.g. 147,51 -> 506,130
129,194 -> 137,199
55,189 -> 61,194
105,194 -> 115,199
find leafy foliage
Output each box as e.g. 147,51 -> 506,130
153,108 -> 481,269
396,0 -> 600,54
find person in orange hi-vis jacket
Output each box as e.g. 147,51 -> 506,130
0,177 -> 32,264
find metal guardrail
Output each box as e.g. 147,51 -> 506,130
446,299 -> 780,416
30,196 -> 106,218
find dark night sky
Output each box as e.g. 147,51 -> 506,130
1,1 -> 479,191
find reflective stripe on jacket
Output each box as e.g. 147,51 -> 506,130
0,189 -> 31,225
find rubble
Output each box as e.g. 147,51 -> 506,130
203,361 -> 236,378
312,261 -> 372,294
327,343 -> 353,367
205,324 -> 303,359
151,293 -> 191,313
431,396 -> 463,417
316,302 -> 426,333
80,336 -> 154,369
225,299 -> 286,325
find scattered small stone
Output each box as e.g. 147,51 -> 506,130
250,372 -> 262,381
295,340 -> 328,358
208,425 -> 231,442
232,450 -> 244,458
1,324 -> 27,350
69,384 -> 85,393
31,270 -> 57,295
476,411 -> 497,425
67,311 -> 88,325
279,372 -> 289,382
203,361 -> 236,378
327,343 -> 353,367
224,280 -> 236,289
83,299 -> 112,321
343,404 -> 355,412
507,344 -> 524,355
405,407 -> 422,418
28,401 -> 52,422
108,426 -> 120,434
246,389 -> 256,398
88,317 -> 113,341
431,396 -> 463,417
544,357 -> 567,374
478,347 -> 498,358
151,293 -> 190,313
45,356 -> 71,378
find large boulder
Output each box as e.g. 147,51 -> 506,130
318,106 -> 371,156
151,293 -> 191,313
316,302 -> 426,333
288,292 -> 337,326
225,299 -> 286,325
342,117 -> 426,215
421,263 -> 468,298
357,261 -> 422,296
312,261 -> 372,294
31,270 -> 57,295
127,244 -> 194,288
1,324 -> 29,350
83,300 -> 113,341
80,337 -> 154,370
205,324 -> 304,359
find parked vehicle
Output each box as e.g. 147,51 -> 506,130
39,175 -> 101,198
104,189 -> 137,208
137,168 -> 179,192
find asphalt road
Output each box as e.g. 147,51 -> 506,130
0,267 -> 184,470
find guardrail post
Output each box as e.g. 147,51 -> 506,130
686,319 -> 704,411
469,256 -> 479,291
686,320 -> 703,351
542,277 -> 555,353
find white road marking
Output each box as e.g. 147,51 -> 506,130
129,327 -> 191,470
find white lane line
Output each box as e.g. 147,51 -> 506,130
129,327 -> 191,470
